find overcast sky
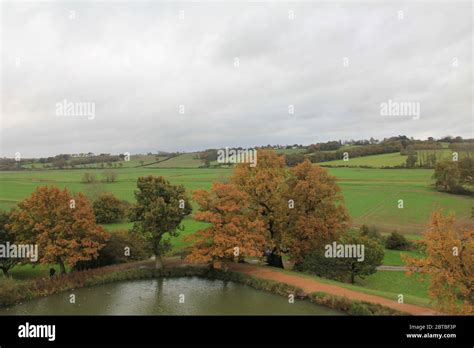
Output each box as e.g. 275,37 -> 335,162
1,1 -> 472,157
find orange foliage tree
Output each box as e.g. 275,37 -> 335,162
285,160 -> 350,265
403,211 -> 473,314
188,149 -> 349,268
231,149 -> 288,267
9,186 -> 109,273
186,182 -> 266,268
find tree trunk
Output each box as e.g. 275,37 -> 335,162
155,254 -> 163,269
1,267 -> 8,277
266,250 -> 284,268
59,261 -> 66,274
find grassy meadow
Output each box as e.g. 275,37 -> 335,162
320,148 -> 472,168
1,163 -> 472,233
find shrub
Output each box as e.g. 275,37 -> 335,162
102,170 -> 118,183
92,193 -> 127,223
385,232 -> 411,250
309,292 -> 405,315
296,233 -> 384,284
74,229 -> 152,270
81,172 -> 97,183
285,153 -> 306,167
359,225 -> 383,242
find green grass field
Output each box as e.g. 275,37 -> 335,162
276,267 -> 430,307
1,166 -> 472,233
320,149 -> 472,168
149,153 -> 203,168
100,218 -> 209,252
320,153 -> 407,167
382,249 -> 424,266
328,167 -> 473,232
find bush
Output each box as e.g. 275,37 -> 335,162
309,292 -> 405,315
81,172 -> 97,183
102,170 -> 118,183
296,233 -> 384,284
74,229 -> 152,270
92,193 -> 127,223
385,232 -> 411,250
285,153 -> 306,167
359,225 -> 383,242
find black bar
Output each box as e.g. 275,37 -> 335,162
0,315 -> 472,346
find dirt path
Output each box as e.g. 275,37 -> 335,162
227,263 -> 437,315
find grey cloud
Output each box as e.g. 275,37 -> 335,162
1,1 -> 472,157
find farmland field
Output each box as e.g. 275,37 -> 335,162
149,153 -> 203,168
319,149 -> 472,168
320,153 -> 407,167
0,165 -> 472,234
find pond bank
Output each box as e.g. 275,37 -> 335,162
0,258 -> 432,315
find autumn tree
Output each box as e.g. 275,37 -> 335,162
0,211 -> 18,276
8,186 -> 109,274
285,160 -> 350,265
186,182 -> 266,268
131,176 -> 191,269
403,211 -> 473,314
190,150 -> 349,269
231,150 -> 288,267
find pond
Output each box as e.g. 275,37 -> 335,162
0,277 -> 343,315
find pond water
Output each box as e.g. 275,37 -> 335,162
0,277 -> 343,315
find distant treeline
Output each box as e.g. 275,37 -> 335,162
307,141 -> 402,163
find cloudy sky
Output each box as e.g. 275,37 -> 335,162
1,1 -> 472,157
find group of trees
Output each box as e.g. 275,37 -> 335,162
0,174 -> 192,275
82,170 -> 118,184
5,187 -> 110,274
433,158 -> 474,194
308,142 -> 403,163
187,150 -> 386,283
41,153 -> 123,168
198,149 -> 218,167
187,150 -> 350,268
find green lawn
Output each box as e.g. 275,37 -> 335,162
276,267 -> 430,307
357,271 -> 429,301
382,249 -> 424,266
101,218 -> 209,252
3,264 -> 70,281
